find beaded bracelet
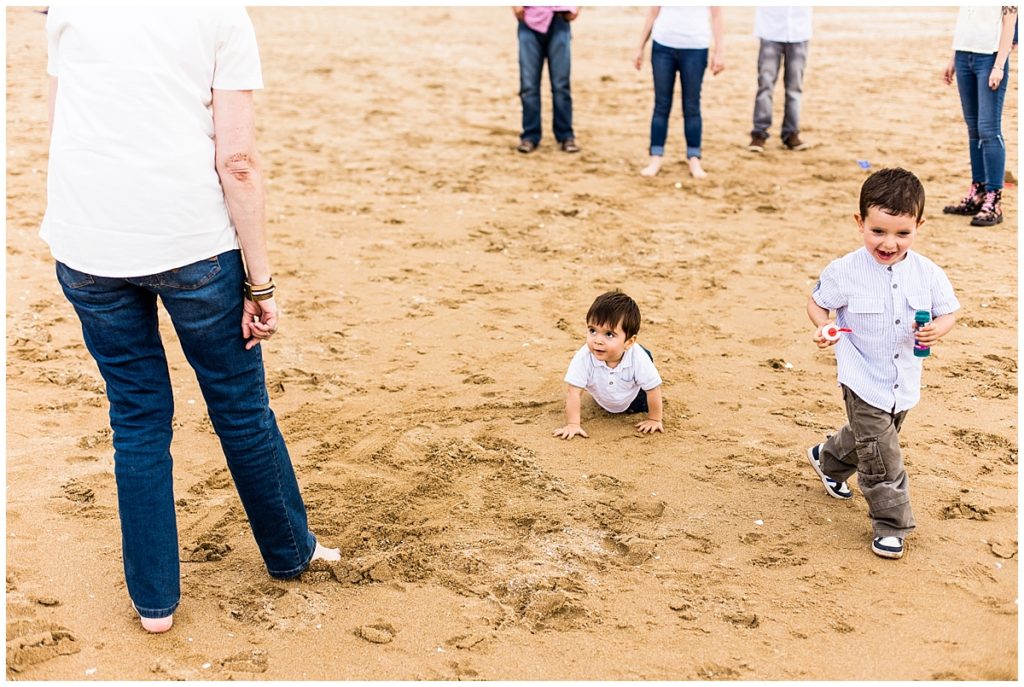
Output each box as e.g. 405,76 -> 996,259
244,278 -> 276,302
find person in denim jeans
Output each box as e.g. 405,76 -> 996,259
42,8 -> 338,634
514,6 -> 580,154
747,7 -> 812,153
634,6 -> 725,179
942,6 -> 1017,226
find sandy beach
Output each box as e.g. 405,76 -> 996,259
5,6 -> 1018,680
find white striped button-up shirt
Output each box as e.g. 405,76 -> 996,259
812,247 -> 959,413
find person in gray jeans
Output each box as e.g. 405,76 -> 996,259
748,6 -> 811,152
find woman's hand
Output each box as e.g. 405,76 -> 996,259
943,56 -> 955,85
989,66 -> 1005,90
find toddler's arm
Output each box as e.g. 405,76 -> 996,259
553,385 -> 589,440
636,386 -> 664,434
914,312 -> 956,346
807,297 -> 836,349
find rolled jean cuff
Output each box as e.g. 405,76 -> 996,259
649,145 -> 665,157
686,147 -> 701,159
134,601 -> 179,620
267,531 -> 318,579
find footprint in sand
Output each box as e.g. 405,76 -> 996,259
6,620 -> 81,674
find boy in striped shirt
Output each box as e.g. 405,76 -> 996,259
806,168 -> 959,560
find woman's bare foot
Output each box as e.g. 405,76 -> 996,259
312,541 -> 341,562
688,156 -> 707,178
140,614 -> 174,633
640,155 -> 664,177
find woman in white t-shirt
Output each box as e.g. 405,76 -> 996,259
43,8 -> 339,634
941,6 -> 1017,226
633,6 -> 725,179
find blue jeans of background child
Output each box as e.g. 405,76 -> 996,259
56,249 -> 316,619
751,39 -> 808,140
954,50 -> 1010,191
649,41 -> 708,158
518,14 -> 574,144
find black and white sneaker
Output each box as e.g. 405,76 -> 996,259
871,536 -> 905,559
806,443 -> 852,499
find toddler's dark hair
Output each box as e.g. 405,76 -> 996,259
859,167 -> 925,222
587,290 -> 641,339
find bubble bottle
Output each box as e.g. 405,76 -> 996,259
913,310 -> 931,357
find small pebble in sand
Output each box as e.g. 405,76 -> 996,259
674,182 -> 682,189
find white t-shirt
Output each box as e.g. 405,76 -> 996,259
952,6 -> 1004,54
42,8 -> 264,277
754,6 -> 812,43
564,344 -> 663,414
651,6 -> 712,50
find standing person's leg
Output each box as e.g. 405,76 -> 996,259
750,39 -> 783,149
547,14 -> 577,150
948,51 -> 986,211
56,263 -> 180,629
642,41 -> 677,176
679,47 -> 709,177
155,251 -> 318,579
517,21 -> 544,150
971,53 -> 1010,226
780,40 -> 809,146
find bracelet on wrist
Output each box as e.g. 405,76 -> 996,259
992,67 -> 1004,72
244,277 -> 276,302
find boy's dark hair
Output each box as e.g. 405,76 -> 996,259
586,290 -> 641,339
859,167 -> 926,222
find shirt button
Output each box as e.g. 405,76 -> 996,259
892,284 -> 898,289
894,354 -> 899,359
608,381 -> 614,385
894,383 -> 900,388
895,319 -> 901,325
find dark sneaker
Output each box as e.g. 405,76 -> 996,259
782,133 -> 808,151
517,139 -> 538,154
748,133 -> 767,152
806,444 -> 852,499
871,536 -> 905,559
970,189 -> 1003,226
943,181 -> 984,215
560,138 -> 580,153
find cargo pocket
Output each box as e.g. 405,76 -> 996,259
855,440 -> 887,484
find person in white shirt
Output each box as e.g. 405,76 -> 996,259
633,6 -> 725,179
747,6 -> 812,152
554,291 -> 664,440
806,168 -> 959,561
43,8 -> 339,634
941,6 -> 1017,227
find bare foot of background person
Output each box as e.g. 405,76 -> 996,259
640,155 -> 664,177
688,156 -> 707,178
312,541 -> 341,562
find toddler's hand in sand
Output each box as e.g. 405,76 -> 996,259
813,323 -> 837,349
553,424 -> 588,440
636,419 -> 663,434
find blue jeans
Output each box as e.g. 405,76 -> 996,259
954,50 -> 1010,191
518,14 -> 574,143
649,41 -> 707,158
751,39 -> 808,140
56,249 -> 316,619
